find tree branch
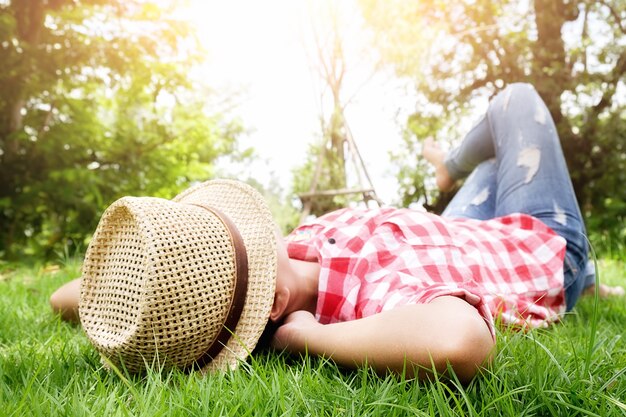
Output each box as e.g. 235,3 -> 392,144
599,0 -> 626,34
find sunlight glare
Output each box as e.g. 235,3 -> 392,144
174,0 -> 406,204
181,0 -> 308,86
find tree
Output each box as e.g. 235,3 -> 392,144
359,0 -> 626,248
0,0 -> 242,259
292,0 -> 381,221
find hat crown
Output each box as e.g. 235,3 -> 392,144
80,196 -> 237,371
80,179 -> 278,373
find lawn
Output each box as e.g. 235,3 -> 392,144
0,258 -> 624,416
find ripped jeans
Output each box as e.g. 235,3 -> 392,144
441,83 -> 590,311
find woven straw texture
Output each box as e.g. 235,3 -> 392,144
174,179 -> 278,371
79,180 -> 277,373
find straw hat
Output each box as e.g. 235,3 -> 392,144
78,179 -> 277,373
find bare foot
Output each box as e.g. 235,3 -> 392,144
583,283 -> 625,298
422,137 -> 455,192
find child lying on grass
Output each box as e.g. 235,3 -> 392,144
50,83 -> 623,381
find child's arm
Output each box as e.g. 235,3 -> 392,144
49,278 -> 81,323
272,295 -> 494,382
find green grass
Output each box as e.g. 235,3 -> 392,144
1,258 -> 625,416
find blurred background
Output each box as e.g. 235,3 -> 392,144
1,0 -> 624,261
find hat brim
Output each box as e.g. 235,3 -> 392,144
173,179 -> 278,371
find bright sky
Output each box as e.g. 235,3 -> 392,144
183,0 -> 416,206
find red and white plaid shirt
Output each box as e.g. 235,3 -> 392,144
286,207 -> 567,338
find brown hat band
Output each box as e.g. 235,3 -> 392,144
186,203 -> 249,370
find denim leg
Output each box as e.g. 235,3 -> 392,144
488,83 -> 588,310
583,262 -> 596,288
444,113 -> 495,181
442,159 -> 497,220
442,83 -> 589,310
443,108 -> 498,220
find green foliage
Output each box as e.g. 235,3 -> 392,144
0,0 -> 244,259
290,6 -> 366,221
359,0 -> 626,254
292,138 -> 353,218
242,176 -> 301,237
1,260 -> 625,415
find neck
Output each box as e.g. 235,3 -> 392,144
287,258 -> 319,315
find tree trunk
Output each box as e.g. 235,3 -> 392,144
0,0 -> 48,257
532,0 -> 588,205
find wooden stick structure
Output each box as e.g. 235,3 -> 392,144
299,116 -> 383,224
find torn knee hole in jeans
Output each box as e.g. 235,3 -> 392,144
470,187 -> 490,206
517,147 -> 540,183
553,201 -> 567,226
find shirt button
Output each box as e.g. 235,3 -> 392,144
328,238 -> 336,244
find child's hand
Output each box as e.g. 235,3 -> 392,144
271,310 -> 321,354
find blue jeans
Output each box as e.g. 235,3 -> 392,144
440,83 -> 590,311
